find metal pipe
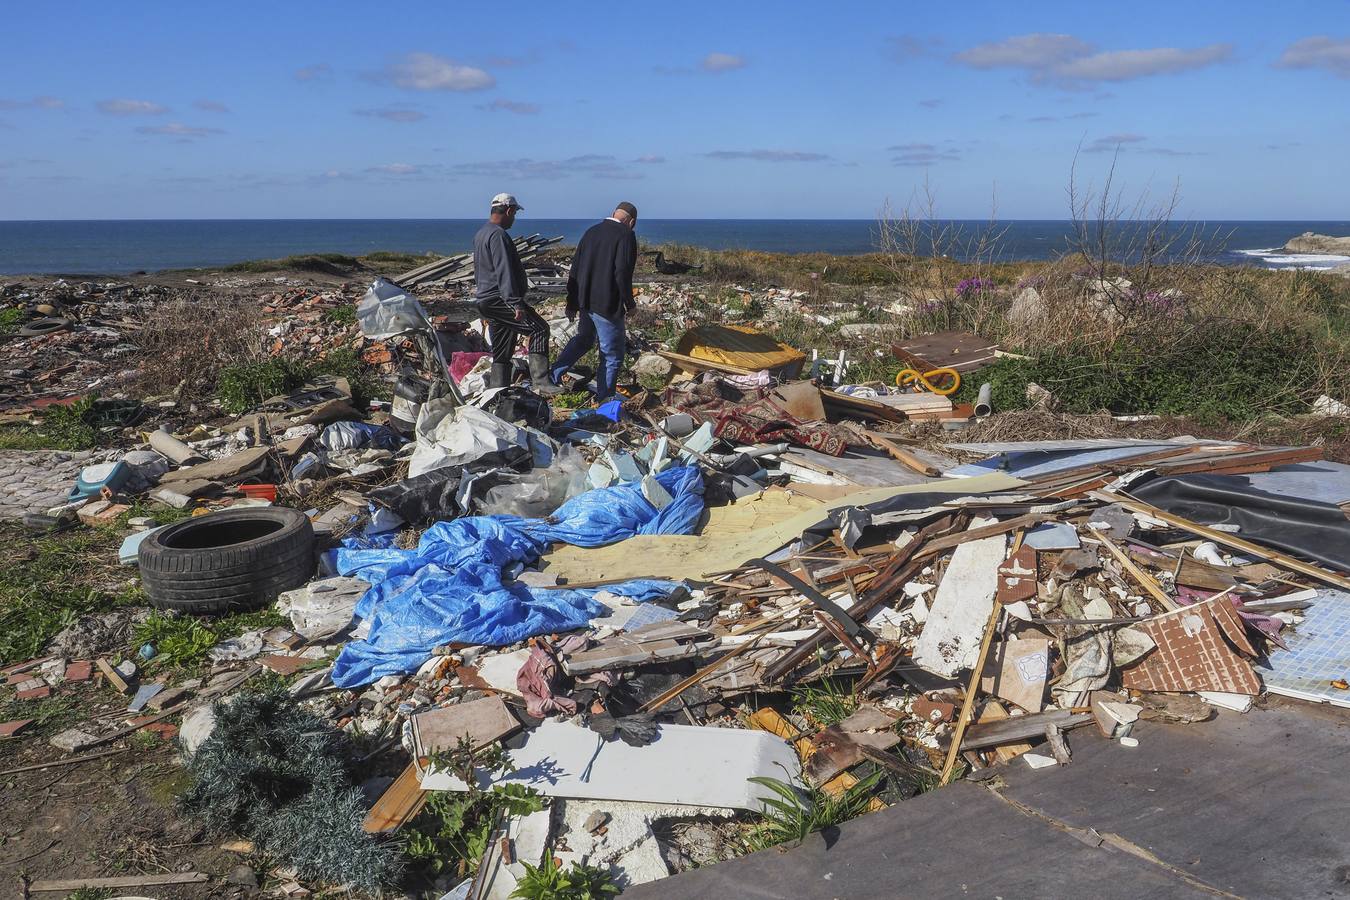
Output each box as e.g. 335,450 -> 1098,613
974,382 -> 993,418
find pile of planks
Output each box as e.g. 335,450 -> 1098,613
395,233 -> 566,289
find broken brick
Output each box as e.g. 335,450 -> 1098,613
16,685 -> 51,701
0,719 -> 34,738
64,660 -> 93,682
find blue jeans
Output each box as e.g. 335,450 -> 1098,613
550,311 -> 625,400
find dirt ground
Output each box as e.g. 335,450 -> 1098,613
0,740 -> 248,897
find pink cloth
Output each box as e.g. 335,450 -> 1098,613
449,351 -> 492,384
517,643 -> 577,718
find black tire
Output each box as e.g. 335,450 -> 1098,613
138,507 -> 316,614
17,317 -> 74,337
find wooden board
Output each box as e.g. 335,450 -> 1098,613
362,761 -> 428,833
891,331 -> 1000,374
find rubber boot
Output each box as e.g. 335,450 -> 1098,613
528,353 -> 566,396
487,362 -> 512,389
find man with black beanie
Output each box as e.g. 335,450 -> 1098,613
549,202 -> 639,400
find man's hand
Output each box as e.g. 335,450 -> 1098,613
513,306 -> 526,322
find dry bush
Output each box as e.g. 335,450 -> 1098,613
135,292 -> 268,398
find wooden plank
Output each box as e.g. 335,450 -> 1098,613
960,710 -> 1093,750
865,431 -> 942,477
29,872 -> 209,892
820,388 -> 910,424
1088,526 -> 1179,612
1105,492 -> 1350,592
976,700 -> 1034,763
363,761 -> 428,833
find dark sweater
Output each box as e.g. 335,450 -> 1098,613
473,222 -> 527,308
567,218 -> 638,319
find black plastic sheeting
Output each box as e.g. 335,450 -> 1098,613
1131,472 -> 1350,572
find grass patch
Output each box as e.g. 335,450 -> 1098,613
222,252 -> 363,274
133,613 -> 218,668
321,304 -> 358,326
0,693 -> 79,738
216,349 -> 386,415
0,307 -> 23,336
959,322 -> 1337,423
0,395 -> 103,451
0,524 -> 140,667
743,770 -> 881,853
791,677 -> 861,729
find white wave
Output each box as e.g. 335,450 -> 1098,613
1235,247 -> 1350,270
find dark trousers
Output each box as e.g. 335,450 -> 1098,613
476,297 -> 550,364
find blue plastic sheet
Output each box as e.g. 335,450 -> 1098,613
330,466 -> 704,687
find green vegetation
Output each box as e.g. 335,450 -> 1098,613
743,770 -> 882,853
510,857 -> 620,900
0,307 -> 23,336
133,613 -> 218,668
405,737 -> 546,880
216,348 -> 385,414
220,250 -> 432,274
791,677 -> 861,729
0,692 -> 79,738
0,524 -> 140,667
0,395 -> 102,451
321,304 -> 358,326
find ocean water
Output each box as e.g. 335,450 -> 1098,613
0,219 -> 1347,276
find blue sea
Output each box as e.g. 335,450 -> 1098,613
1,219 -> 1347,276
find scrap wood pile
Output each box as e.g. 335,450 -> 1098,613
5,272 -> 1350,897
396,233 -> 566,291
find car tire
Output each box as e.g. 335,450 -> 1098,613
138,507 -> 316,614
17,317 -> 74,337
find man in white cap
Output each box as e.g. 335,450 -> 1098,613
472,192 -> 561,394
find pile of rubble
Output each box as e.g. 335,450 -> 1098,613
4,271 -> 1350,897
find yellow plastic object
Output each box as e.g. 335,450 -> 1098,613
675,323 -> 807,378
896,367 -> 961,395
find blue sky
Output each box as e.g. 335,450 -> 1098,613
1,1 -> 1347,220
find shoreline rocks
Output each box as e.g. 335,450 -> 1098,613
1283,232 -> 1350,255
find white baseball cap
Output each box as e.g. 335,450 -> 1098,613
491,192 -> 523,210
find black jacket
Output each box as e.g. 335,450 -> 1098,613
567,218 -> 638,319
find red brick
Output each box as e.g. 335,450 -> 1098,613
143,722 -> 179,741
16,686 -> 51,701
0,719 -> 33,738
64,660 -> 93,682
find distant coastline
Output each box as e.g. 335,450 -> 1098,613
1,218 -> 1348,276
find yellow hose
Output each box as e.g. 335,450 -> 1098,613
896,367 -> 961,395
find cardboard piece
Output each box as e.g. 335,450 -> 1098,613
409,696 -> 520,757
1120,595 -> 1261,695
980,638 -> 1050,713
419,720 -> 800,811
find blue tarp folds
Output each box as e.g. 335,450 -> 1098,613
330,466 -> 704,687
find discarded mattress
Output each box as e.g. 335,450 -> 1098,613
329,466 -> 704,687
418,720 -> 800,811
1131,470 -> 1350,573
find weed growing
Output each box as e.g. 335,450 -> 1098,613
0,524 -> 140,667
743,769 -> 881,853
0,395 -> 103,451
510,856 -> 619,899
791,677 -> 861,728
404,736 -> 546,881
133,613 -> 218,668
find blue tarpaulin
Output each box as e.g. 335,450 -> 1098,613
330,466 -> 704,687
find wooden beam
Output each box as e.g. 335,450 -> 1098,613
865,431 -> 942,477
1087,526 -> 1179,611
29,873 -> 209,892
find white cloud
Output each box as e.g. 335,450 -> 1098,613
354,107 -> 427,122
295,63 -> 332,82
194,99 -> 230,113
955,33 -> 1231,87
136,122 -> 224,139
1276,36 -> 1350,78
701,52 -> 746,72
888,143 -> 962,166
478,98 -> 540,115
1055,45 -> 1231,82
384,52 -> 495,91
453,154 -> 639,180
634,155 -> 666,164
367,163 -> 421,175
0,96 -> 64,110
705,149 -> 831,162
97,98 -> 168,116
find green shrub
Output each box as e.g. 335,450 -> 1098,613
215,358 -> 310,414
963,322 -> 1333,423
510,857 -> 619,899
